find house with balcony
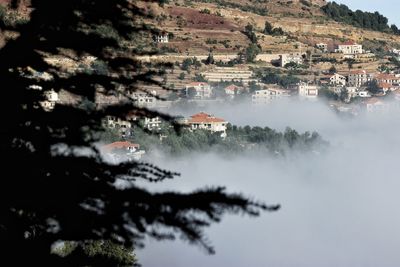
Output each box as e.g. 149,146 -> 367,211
252,88 -> 290,104
185,82 -> 213,99
187,112 -> 228,138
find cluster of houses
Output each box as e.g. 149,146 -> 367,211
281,41 -> 371,68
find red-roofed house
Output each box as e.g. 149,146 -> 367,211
102,141 -> 140,153
224,84 -> 246,98
102,141 -> 145,161
187,112 -> 228,137
185,82 -> 212,99
375,73 -> 400,85
336,41 -> 363,54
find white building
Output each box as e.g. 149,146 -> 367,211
364,98 -> 390,113
329,73 -> 346,86
279,53 -> 303,67
103,116 -> 132,137
40,89 -> 59,111
143,117 -> 162,131
348,70 -> 373,87
102,141 -> 145,161
187,112 -> 228,138
154,32 -> 169,43
185,82 -> 212,99
336,41 -> 363,55
224,84 -> 246,98
252,88 -> 290,104
316,43 -> 328,52
358,90 -> 372,98
130,91 -> 157,108
298,82 -> 319,99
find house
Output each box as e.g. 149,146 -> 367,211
316,43 -> 328,52
153,32 -> 169,43
335,41 -> 363,55
297,82 -> 319,99
347,70 -> 373,87
364,98 -> 390,113
374,73 -> 400,85
377,82 -> 398,93
224,84 -> 246,98
328,73 -> 346,86
187,112 -> 228,138
279,53 -> 303,67
40,89 -> 59,111
130,91 -> 157,108
103,116 -> 132,137
185,82 -> 212,99
102,141 -> 145,161
143,117 -> 162,131
252,88 -> 290,104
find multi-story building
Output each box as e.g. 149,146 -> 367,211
336,41 -> 363,55
328,73 -> 347,86
185,82 -> 212,99
130,91 -> 157,108
153,32 -> 169,43
187,112 -> 228,138
374,73 -> 400,85
103,116 -> 132,137
40,89 -> 59,111
143,117 -> 162,131
347,70 -> 373,87
252,88 -> 290,104
279,53 -> 303,67
297,82 -> 319,99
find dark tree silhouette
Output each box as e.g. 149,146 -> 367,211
0,0 -> 279,266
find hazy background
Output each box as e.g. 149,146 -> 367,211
137,100 -> 400,267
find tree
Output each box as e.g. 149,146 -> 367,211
0,1 -> 279,266
245,43 -> 261,63
264,21 -> 273,35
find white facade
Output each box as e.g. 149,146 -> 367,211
316,43 -> 328,52
187,112 -> 228,138
358,90 -> 371,98
336,42 -> 363,55
154,33 -> 169,43
185,82 -> 212,99
144,117 -> 162,131
298,82 -> 319,99
348,70 -> 373,87
329,73 -> 346,86
130,91 -> 157,108
252,88 -> 290,104
279,53 -> 303,67
40,89 -> 59,111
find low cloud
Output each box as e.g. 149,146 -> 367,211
138,99 -> 400,267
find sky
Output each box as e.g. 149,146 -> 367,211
137,100 -> 400,267
337,0 -> 400,26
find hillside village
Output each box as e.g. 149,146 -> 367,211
4,0 -> 400,158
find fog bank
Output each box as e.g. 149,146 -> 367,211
138,100 -> 400,267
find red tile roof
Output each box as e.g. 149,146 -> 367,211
378,82 -> 392,89
188,112 -> 226,123
103,141 -> 140,151
375,73 -> 398,80
225,84 -> 240,91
